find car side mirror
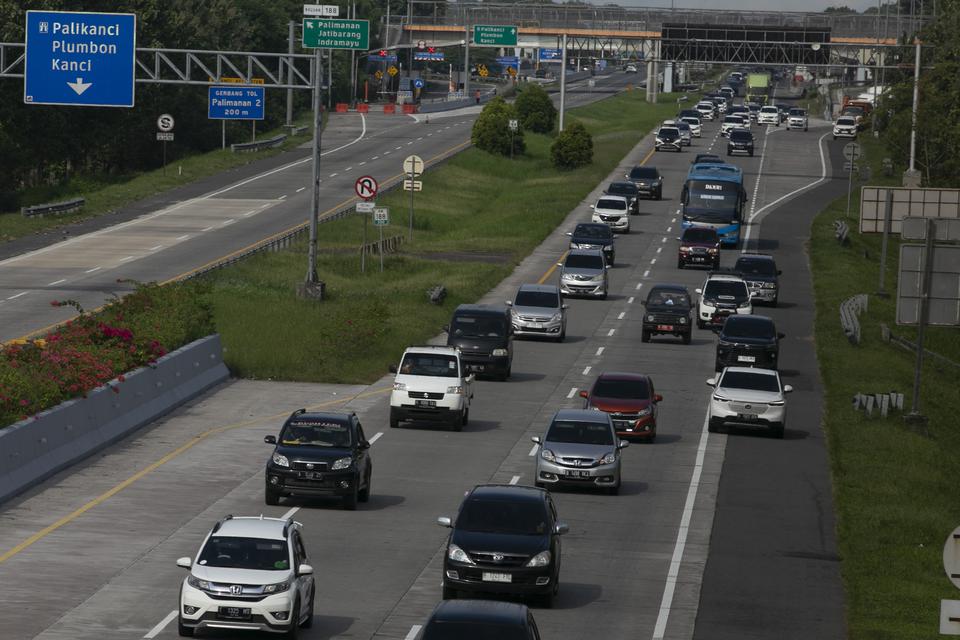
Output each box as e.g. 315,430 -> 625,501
706,378 -> 717,387
561,304 -> 569,310
531,436 -> 542,445
589,204 -> 596,209
578,390 -> 589,399
695,288 -> 703,294
389,364 -> 398,373
618,439 -> 630,449
555,522 -> 570,535
565,232 -> 572,237
654,393 -> 663,402
437,516 -> 452,528
783,385 -> 794,393
264,435 -> 277,445
605,264 -> 611,270
675,237 -> 681,241
442,324 -> 449,333
557,262 -> 563,268
176,557 -> 192,569
505,300 -> 513,306
465,374 -> 476,383
297,563 -> 314,577
777,332 -> 785,339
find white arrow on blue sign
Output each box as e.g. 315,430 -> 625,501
413,78 -> 425,89
24,10 -> 137,108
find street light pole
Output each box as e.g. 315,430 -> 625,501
904,37 -> 922,186
559,33 -> 567,131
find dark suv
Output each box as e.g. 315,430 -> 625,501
678,226 -> 720,269
715,315 -> 784,371
419,600 -> 542,640
604,181 -> 641,213
446,305 -> 513,380
735,253 -> 781,306
438,484 -> 568,607
264,409 -> 373,510
727,129 -> 755,157
625,165 -> 663,200
642,284 -> 693,344
567,222 -> 615,266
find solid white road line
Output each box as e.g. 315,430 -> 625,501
47,279 -> 67,286
280,506 -> 301,521
528,443 -> 539,456
143,610 -> 177,639
596,347 -> 605,356
85,267 -> 101,273
607,328 -> 615,337
405,625 -> 423,640
583,366 -> 591,375
509,475 -> 521,485
651,411 -> 712,640
278,195 -> 288,200
176,234 -> 190,241
149,245 -> 163,250
120,255 -> 136,262
221,220 -> 235,226
242,211 -> 256,218
368,432 -> 383,445
566,387 -> 578,399
7,292 -> 27,300
201,227 -> 213,232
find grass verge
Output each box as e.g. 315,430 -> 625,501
202,89 -> 685,382
810,134 -> 960,639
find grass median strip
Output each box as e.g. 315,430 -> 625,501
810,135 -> 960,639
201,90 -> 684,383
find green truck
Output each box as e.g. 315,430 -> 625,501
746,73 -> 770,105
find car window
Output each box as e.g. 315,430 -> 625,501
573,224 -> 613,240
724,318 -> 775,339
456,499 -> 550,535
730,131 -> 752,141
281,419 -> 353,447
597,198 -> 627,210
735,257 -> 777,276
400,353 -> 459,377
592,378 -> 650,399
452,315 -> 507,338
703,280 -> 749,301
356,422 -> 367,443
294,532 -> 309,563
545,420 -> 614,445
198,537 -> 290,571
682,227 -> 718,242
719,370 -> 780,392
565,254 -> 604,270
837,117 -> 856,125
646,289 -> 691,308
515,290 -> 560,309
607,182 -> 638,196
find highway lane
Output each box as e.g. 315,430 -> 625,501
0,72 -> 633,343
0,94 -> 838,640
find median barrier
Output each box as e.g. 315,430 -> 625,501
356,103 -> 369,113
383,104 -> 396,114
21,197 -> 85,218
231,135 -> 287,153
0,334 -> 229,505
840,293 -> 868,345
834,219 -> 850,245
335,103 -> 349,112
402,104 -> 418,114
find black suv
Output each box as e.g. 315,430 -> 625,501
567,222 -> 615,265
642,284 -> 693,344
715,315 -> 784,371
438,484 -> 568,607
419,600 -> 542,640
604,181 -> 640,213
735,253 -> 781,306
625,165 -> 663,200
446,304 -> 513,380
727,129 -> 755,157
264,409 -> 373,510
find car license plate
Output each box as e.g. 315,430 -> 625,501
691,256 -> 705,262
527,322 -> 543,329
299,471 -> 323,480
737,355 -> 756,363
482,572 -> 512,583
219,607 -> 251,620
565,470 -> 591,478
737,413 -> 758,421
415,399 -> 436,408
657,324 -> 674,331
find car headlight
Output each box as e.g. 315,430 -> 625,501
263,579 -> 291,594
526,550 -> 552,567
393,382 -> 406,391
448,544 -> 475,565
331,456 -> 352,470
678,317 -> 687,324
447,385 -> 464,394
763,282 -> 777,289
550,312 -> 562,322
492,348 -> 509,357
702,302 -> 715,310
768,400 -> 785,406
647,315 -> 655,322
679,246 -> 690,253
637,407 -> 652,417
599,451 -> 617,465
187,576 -> 211,591
540,448 -> 556,462
592,274 -> 604,282
712,394 -> 730,402
738,301 -> 752,309
708,248 -> 719,254
272,452 -> 290,468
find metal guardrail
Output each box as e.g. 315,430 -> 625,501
284,125 -> 309,136
880,323 -> 960,372
853,390 -> 903,418
834,219 -> 850,245
840,293 -> 868,345
359,234 -> 403,255
428,285 -> 447,305
21,197 -> 85,218
231,134 -> 287,153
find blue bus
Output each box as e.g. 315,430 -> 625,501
681,164 -> 747,248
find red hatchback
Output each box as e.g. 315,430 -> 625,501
579,373 -> 663,442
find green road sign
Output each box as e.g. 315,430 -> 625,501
473,25 -> 518,47
302,18 -> 369,50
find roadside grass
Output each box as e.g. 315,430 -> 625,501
0,113 -> 317,243
810,134 -> 960,639
202,89 -> 686,382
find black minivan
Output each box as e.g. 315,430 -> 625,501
419,600 -> 542,639
446,304 -> 513,380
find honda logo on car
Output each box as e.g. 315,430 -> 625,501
229,584 -> 242,595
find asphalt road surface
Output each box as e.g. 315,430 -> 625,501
0,79 -> 847,640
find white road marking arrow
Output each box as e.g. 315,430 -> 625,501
67,77 -> 92,95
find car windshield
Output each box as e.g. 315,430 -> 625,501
658,128 -> 678,138
400,353 -> 459,377
789,108 -> 806,116
281,420 -> 353,447
422,623 -> 530,640
724,116 -> 743,124
683,227 -> 718,243
736,257 -> 777,275
647,289 -> 691,308
607,182 -> 638,196
545,420 -> 614,445
197,536 -> 290,571
761,107 -> 777,113
565,254 -> 604,270
677,123 -> 690,131
573,224 -> 612,240
719,371 -> 780,393
730,131 -> 752,142
597,198 -> 627,210
681,117 -> 699,125
451,316 -> 507,339
515,290 -> 559,309
724,318 -> 776,339
704,280 -> 749,301
837,118 -> 856,126
629,167 -> 659,179
456,499 -> 549,535
593,378 -> 650,399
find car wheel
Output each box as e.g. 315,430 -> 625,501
677,259 -> 684,269
177,618 -> 194,637
648,429 -> 657,443
442,585 -> 458,600
641,329 -> 650,343
556,329 -> 565,343
461,407 -> 470,427
833,135 -> 837,140
302,592 -> 314,628
342,485 -> 359,510
601,289 -> 608,300
265,485 -> 281,506
749,151 -> 754,157
771,423 -> 785,439
285,601 -> 301,639
707,418 -> 722,433
535,480 -> 545,489
771,296 -> 779,308
500,365 -> 511,381
358,470 -> 371,503
726,149 -> 731,156
538,590 -> 555,609
389,408 -> 401,428
696,319 -> 705,330
682,331 -> 692,345
656,190 -> 662,200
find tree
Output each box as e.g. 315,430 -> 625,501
550,121 -> 593,169
471,97 -> 525,157
515,83 -> 557,133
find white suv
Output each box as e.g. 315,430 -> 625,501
176,516 -> 314,637
389,346 -> 473,431
757,105 -> 780,125
706,367 -> 793,438
787,108 -> 808,131
695,272 -> 753,330
833,116 -> 858,140
591,195 -> 630,232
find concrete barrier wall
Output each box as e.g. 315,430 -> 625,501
0,334 -> 230,504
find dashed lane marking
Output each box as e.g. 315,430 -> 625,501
566,387 -> 578,398
618,312 -> 625,319
607,328 -> 615,336
583,366 -> 592,375
47,279 -> 66,286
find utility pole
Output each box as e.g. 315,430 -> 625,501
904,37 -> 922,187
559,33 -> 567,131
286,20 -> 295,126
349,1 -> 356,105
464,25 -> 471,101
303,49 -> 325,298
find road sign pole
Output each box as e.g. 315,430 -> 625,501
361,209 -> 367,274
409,169 -> 415,242
162,140 -> 167,174
463,25 -> 471,107
845,156 -> 854,220
222,120 -> 226,150
306,48 -> 323,289
379,221 -> 385,273
877,189 -> 893,297
908,218 -> 935,420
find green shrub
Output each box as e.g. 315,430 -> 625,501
471,96 -> 525,157
550,121 -> 593,169
515,83 -> 557,133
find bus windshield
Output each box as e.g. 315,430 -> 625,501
684,179 -> 741,223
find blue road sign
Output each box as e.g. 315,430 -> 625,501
412,78 -> 425,89
413,51 -> 444,62
208,86 -> 265,120
496,56 -> 520,70
24,10 -> 136,107
539,48 -> 562,62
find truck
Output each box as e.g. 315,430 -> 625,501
746,72 -> 770,105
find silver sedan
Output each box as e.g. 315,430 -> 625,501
532,409 -> 628,495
